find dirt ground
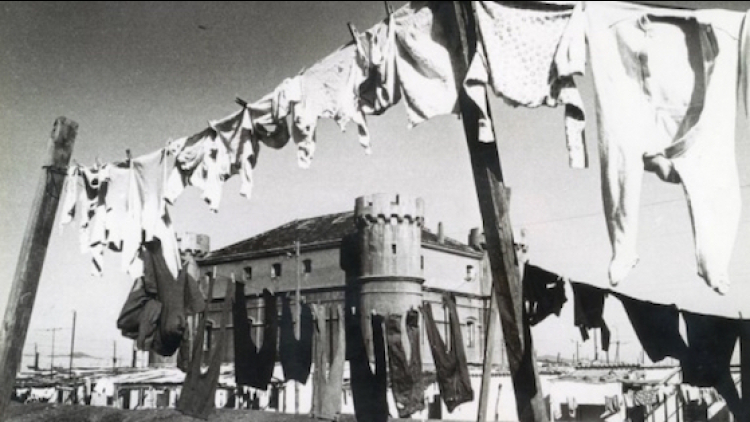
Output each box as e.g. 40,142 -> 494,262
4,403 -> 364,422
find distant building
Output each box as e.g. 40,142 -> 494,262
196,193 -> 498,369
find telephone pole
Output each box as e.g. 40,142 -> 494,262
69,311 -> 76,377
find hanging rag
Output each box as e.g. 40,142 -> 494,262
279,295 -> 314,383
585,2 -> 744,291
166,108 -> 254,211
469,0 -> 588,167
310,304 -> 346,420
421,294 -> 474,413
349,309 -> 389,422
681,311 -> 741,415
386,310 -> 425,418
612,292 -> 687,363
570,282 -> 610,351
234,285 -> 278,390
522,263 -> 567,326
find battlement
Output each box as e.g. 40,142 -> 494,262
354,193 -> 424,226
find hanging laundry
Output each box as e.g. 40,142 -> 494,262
59,165 -> 81,229
117,239 -> 186,356
166,108 -> 254,211
585,1 -> 744,292
386,309 -> 425,418
570,282 -> 610,351
348,310 -> 389,422
177,273 -> 232,420
290,42 -> 371,169
345,11 -> 403,153
247,79 -> 294,150
310,304 -> 346,421
613,292 -> 687,363
604,395 -> 621,415
522,263 -> 567,326
421,294 -> 473,413
633,388 -> 660,408
681,311 -> 741,415
469,0 -> 588,167
126,149 -> 180,279
278,295 -> 313,383
392,1 -> 464,127
234,285 -> 278,390
177,252 -> 205,373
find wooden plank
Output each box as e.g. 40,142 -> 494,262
0,117 -> 77,418
477,287 -> 499,422
448,3 -> 548,422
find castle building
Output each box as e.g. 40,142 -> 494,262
196,193 -> 499,369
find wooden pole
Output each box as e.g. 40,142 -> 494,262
0,117 -> 77,417
448,4 -> 547,421
69,310 -> 76,377
477,288 -> 499,422
741,318 -> 750,421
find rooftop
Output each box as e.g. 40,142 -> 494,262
201,211 -> 482,263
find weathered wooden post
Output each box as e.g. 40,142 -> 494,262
0,117 -> 77,417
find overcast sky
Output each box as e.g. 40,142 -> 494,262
0,1 -> 748,368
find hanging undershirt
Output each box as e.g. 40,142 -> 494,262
570,282 -> 610,352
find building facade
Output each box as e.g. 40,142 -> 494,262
196,193 -> 499,370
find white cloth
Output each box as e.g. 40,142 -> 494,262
166,108 -> 254,210
586,1 -> 743,292
393,1 -> 463,127
127,149 -> 181,278
471,0 -> 588,168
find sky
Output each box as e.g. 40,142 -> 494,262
0,1 -> 749,370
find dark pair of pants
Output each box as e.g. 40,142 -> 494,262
421,294 -> 473,413
386,309 -> 425,418
310,304 -> 345,420
176,274 -> 232,420
279,295 -> 313,383
234,285 -> 277,390
349,310 -> 388,422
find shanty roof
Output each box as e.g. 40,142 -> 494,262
201,211 -> 482,263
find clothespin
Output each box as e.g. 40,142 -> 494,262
231,272 -> 236,283
347,22 -> 360,43
235,97 -> 248,108
384,1 -> 393,16
125,149 -> 132,167
94,156 -> 103,167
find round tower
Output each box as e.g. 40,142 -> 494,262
354,193 -> 425,320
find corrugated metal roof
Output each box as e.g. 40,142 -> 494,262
202,211 -> 480,261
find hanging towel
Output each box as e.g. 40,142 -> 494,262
585,2 -> 743,292
613,292 -> 687,363
234,285 -> 278,390
421,293 -> 474,412
386,310 -> 426,418
177,273 -> 232,420
570,282 -> 610,351
470,0 -> 588,167
522,263 -> 567,326
278,295 -> 313,383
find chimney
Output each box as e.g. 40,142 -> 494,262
437,222 -> 445,244
469,228 -> 484,251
